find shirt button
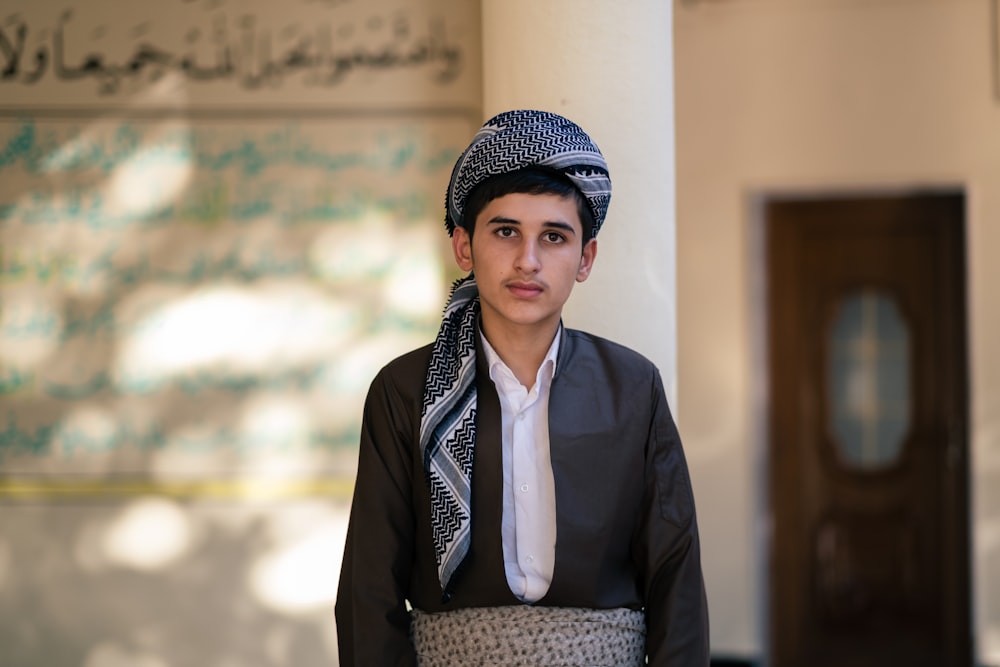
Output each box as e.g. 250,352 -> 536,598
526,555 -> 534,563
520,483 -> 529,492
516,413 -> 525,421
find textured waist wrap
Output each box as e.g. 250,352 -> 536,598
410,605 -> 646,666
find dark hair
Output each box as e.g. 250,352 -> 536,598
459,167 -> 596,243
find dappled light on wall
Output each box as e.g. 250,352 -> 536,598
117,285 -> 358,375
0,288 -> 62,367
0,1 -> 481,664
100,497 -> 195,571
73,497 -> 196,573
248,505 -> 348,615
104,122 -> 195,224
310,212 -> 446,321
0,113 -> 464,483
0,108 -> 465,664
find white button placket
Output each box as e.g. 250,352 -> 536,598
512,392 -> 539,585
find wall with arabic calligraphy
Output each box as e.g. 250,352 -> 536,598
0,115 -> 473,482
0,1 -> 480,664
0,0 -> 471,109
0,0 -> 480,484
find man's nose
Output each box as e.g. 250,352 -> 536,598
514,239 -> 541,273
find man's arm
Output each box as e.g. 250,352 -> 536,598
336,367 -> 418,666
639,372 -> 711,666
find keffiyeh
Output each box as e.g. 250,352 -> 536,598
445,109 -> 612,238
421,110 -> 611,598
419,274 -> 480,598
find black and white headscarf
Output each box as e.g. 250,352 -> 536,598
445,109 -> 612,238
420,110 -> 611,598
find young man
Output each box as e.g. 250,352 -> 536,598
336,110 -> 709,666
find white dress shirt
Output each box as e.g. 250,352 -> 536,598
480,328 -> 560,603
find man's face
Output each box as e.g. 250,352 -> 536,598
451,192 -> 597,338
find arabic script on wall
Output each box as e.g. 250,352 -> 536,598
0,0 -> 480,486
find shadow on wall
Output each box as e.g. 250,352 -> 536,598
0,0 -> 481,663
0,102 -> 458,667
0,497 -> 350,667
0,115 -> 451,484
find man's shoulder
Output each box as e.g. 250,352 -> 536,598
377,342 -> 435,384
561,328 -> 659,377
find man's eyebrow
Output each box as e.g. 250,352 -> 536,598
542,221 -> 577,235
486,215 -> 520,225
485,216 -> 577,235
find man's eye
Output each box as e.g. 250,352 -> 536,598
545,232 -> 565,243
497,227 -> 515,237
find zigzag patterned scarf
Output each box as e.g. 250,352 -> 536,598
419,274 -> 480,598
445,110 -> 611,237
423,109 -> 610,597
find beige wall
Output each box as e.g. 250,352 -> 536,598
481,0 -> 680,405
674,0 -> 1000,661
0,1 -> 482,665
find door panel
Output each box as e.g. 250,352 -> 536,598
767,193 -> 969,667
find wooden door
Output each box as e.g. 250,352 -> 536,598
767,193 -> 970,667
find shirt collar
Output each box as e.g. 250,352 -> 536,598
480,325 -> 562,385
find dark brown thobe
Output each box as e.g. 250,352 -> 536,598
336,325 -> 710,666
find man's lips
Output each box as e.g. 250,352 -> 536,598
506,281 -> 544,298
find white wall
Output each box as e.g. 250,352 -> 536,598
674,0 -> 1000,662
481,0 -> 679,406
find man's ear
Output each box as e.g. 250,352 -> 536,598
452,226 -> 474,272
576,238 -> 598,282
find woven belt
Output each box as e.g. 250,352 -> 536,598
410,604 -> 646,666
